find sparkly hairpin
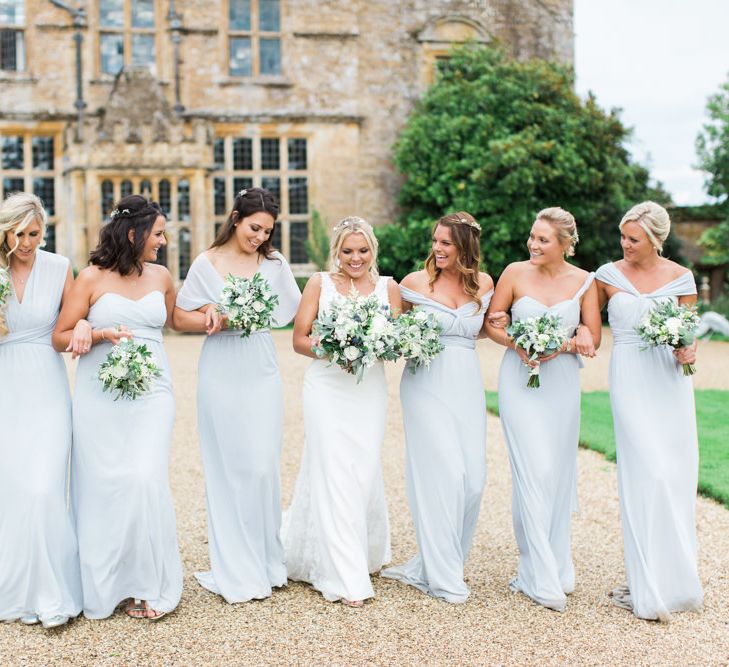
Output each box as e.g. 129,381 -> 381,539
333,218 -> 355,232
458,217 -> 481,231
110,208 -> 131,219
238,189 -> 248,197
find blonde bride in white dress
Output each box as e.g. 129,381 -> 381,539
283,217 -> 401,607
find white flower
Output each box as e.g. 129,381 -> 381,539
344,345 -> 361,361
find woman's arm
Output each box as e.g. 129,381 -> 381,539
55,266 -> 92,357
674,293 -> 699,365
292,273 -> 322,359
387,279 -> 402,316
484,266 -> 516,348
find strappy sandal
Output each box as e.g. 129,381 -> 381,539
123,599 -> 147,619
341,599 -> 364,608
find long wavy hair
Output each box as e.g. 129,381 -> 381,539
89,195 -> 165,276
424,211 -> 482,308
211,187 -> 279,260
0,192 -> 47,269
0,192 -> 49,336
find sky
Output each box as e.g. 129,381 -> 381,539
574,0 -> 729,205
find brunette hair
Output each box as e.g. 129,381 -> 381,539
89,194 -> 165,276
424,211 -> 482,307
210,187 -> 279,259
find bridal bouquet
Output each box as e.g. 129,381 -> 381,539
637,299 -> 701,376
0,267 -> 11,309
394,308 -> 444,373
217,273 -> 279,338
312,288 -> 399,382
98,337 -> 162,400
506,314 -> 567,388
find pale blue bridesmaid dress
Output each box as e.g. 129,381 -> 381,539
498,273 -> 594,612
596,262 -> 703,621
0,250 -> 82,623
381,285 -> 493,603
72,290 -> 182,619
176,252 -> 301,602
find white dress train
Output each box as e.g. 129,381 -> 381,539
176,252 -> 301,602
596,262 -> 703,621
0,250 -> 82,623
498,273 -> 594,612
282,273 -> 391,602
72,290 -> 182,619
381,286 -> 492,603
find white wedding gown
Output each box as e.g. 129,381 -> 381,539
0,250 -> 82,623
282,273 -> 391,602
176,252 -> 301,603
596,262 -> 703,621
72,290 -> 183,619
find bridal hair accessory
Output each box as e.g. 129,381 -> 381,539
237,189 -> 248,197
458,217 -> 481,231
333,216 -> 366,233
110,208 -> 131,219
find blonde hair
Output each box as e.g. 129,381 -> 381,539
536,206 -> 579,257
329,216 -> 380,281
424,211 -> 482,308
619,201 -> 670,252
0,192 -> 47,269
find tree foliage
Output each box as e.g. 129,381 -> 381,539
377,46 -> 672,280
696,74 -> 729,203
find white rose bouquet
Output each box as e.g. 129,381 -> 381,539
506,314 -> 568,388
217,273 -> 279,338
394,308 -> 444,373
98,337 -> 162,400
312,288 -> 399,383
637,299 -> 701,376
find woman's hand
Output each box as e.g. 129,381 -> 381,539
202,304 -> 227,336
487,310 -> 510,329
674,339 -> 698,365
575,324 -> 596,358
97,325 -> 133,346
514,345 -> 539,368
66,319 -> 92,359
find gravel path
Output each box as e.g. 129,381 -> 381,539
2,332 -> 728,666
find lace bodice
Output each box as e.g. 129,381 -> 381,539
318,273 -> 391,315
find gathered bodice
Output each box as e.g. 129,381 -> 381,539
596,263 -> 696,346
176,251 -> 301,334
318,273 -> 391,316
510,273 -> 595,337
400,285 -> 493,350
87,290 -> 167,343
0,250 -> 68,347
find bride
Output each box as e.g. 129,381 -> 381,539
283,216 -> 401,607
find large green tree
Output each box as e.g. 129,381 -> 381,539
377,46 -> 670,280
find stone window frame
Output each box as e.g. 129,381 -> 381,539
0,130 -> 60,252
97,174 -> 190,278
0,0 -> 26,72
212,131 -> 311,271
96,0 -> 161,76
225,0 -> 283,78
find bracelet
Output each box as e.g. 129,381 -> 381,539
101,329 -> 106,341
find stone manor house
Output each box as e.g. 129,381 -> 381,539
0,0 -> 573,281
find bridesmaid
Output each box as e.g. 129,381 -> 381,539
591,201 -> 703,621
54,195 -> 182,620
283,217 -> 401,607
485,207 -> 601,612
0,193 -> 83,629
381,212 -> 498,603
173,188 -> 301,603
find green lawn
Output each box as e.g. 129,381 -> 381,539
484,390 -> 729,508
